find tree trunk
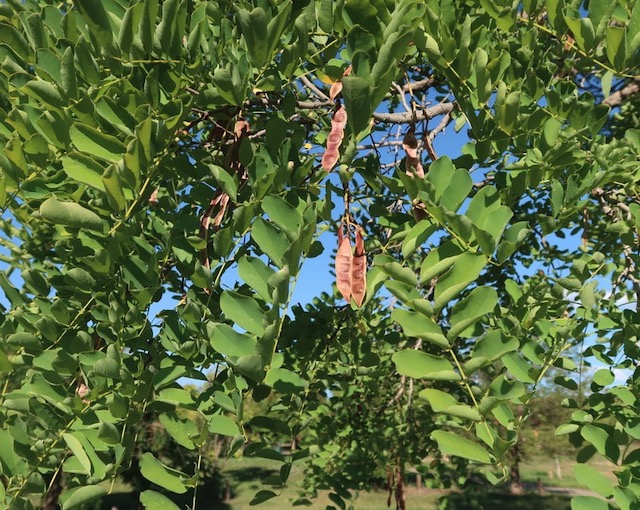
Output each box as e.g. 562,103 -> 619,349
509,445 -> 523,495
42,472 -> 63,510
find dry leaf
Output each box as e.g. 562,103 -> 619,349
149,187 -> 159,207
77,383 -> 90,404
329,81 -> 343,101
412,199 -> 428,222
322,105 -> 348,171
328,66 -> 352,100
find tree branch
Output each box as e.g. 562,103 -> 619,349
373,102 -> 455,123
299,75 -> 330,101
603,80 -> 640,107
402,76 -> 438,93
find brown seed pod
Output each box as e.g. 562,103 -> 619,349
334,221 -> 367,307
322,105 -> 348,171
351,226 -> 366,307
328,65 -> 352,101
329,81 -> 343,101
402,127 -> 424,178
336,227 -> 353,303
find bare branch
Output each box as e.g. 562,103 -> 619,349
603,80 -> 640,107
392,81 -> 412,113
373,102 -> 455,123
300,75 -> 330,101
402,76 -> 438,93
426,111 -> 453,142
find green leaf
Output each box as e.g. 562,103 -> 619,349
447,287 -> 498,341
342,75 -> 373,138
101,165 -> 127,213
61,485 -> 107,510
238,256 -> 275,302
60,47 -> 78,99
370,26 -> 414,108
209,164 -> 238,201
40,198 -> 106,233
571,496 -> 610,510
496,222 -> 530,264
266,2 -> 292,63
472,330 -> 518,361
250,490 -> 278,505
95,98 -> 136,137
592,369 -> 614,387
159,412 -> 198,450
380,261 -> 418,286
157,388 -> 196,407
392,350 -> 460,380
431,430 -> 492,463
473,48 -> 492,104
209,323 -> 256,357
420,389 -> 481,421
264,368 -> 307,393
628,0 -> 640,56
489,374 -> 525,400
494,81 -> 520,135
93,357 -> 119,378
251,218 -> 289,267
156,0 -> 180,54
70,123 -> 125,162
465,186 -> 513,255
440,168 -> 473,212
140,490 -> 180,510
62,433 -> 92,475
7,333 -> 41,349
573,464 -> 614,498
73,0 -> 115,52
220,291 -> 266,336
139,452 -> 188,494
235,6 -> 269,67
262,196 -> 302,240
420,388 -> 459,411
564,12 -> 595,52
391,309 -> 449,348
606,25 -> 626,70
22,80 -> 64,110
61,153 -> 106,191
581,424 -> 619,462
318,0 -> 333,32
402,220 -> 436,258
420,241 -> 464,283
434,252 -> 487,311
208,415 -> 240,437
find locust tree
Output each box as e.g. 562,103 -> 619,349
1,0 -> 640,509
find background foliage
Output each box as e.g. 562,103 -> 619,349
0,0 -> 639,509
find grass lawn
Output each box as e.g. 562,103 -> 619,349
87,455 -> 613,509
221,456 -> 441,510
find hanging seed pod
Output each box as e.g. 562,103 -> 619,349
322,105 -> 347,171
329,81 -> 343,101
351,226 -> 366,307
336,226 -> 353,302
334,221 -> 367,307
402,126 -> 424,178
329,65 -> 352,100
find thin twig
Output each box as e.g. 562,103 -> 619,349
373,102 -> 455,124
392,81 -> 412,113
300,75 -> 330,101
